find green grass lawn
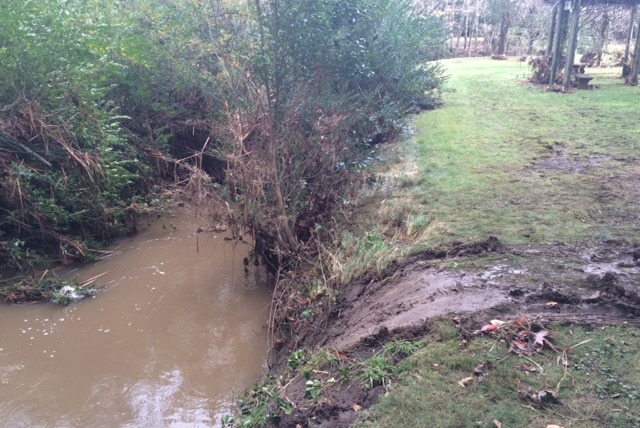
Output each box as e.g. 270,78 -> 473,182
383,58 -> 640,248
355,320 -> 640,428
348,58 -> 640,428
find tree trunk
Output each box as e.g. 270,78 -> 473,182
563,0 -> 582,92
464,13 -> 470,54
595,13 -> 609,66
630,12 -> 640,85
473,0 -> 481,55
549,4 -> 568,85
496,0 -> 511,55
546,4 -> 557,57
623,5 -> 637,69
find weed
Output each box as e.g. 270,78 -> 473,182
383,339 -> 425,360
287,348 -> 308,371
358,356 -> 395,392
237,376 -> 293,428
305,377 -> 336,400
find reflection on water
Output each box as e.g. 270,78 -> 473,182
0,208 -> 271,427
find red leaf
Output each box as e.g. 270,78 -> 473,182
332,351 -> 348,360
481,324 -> 498,332
513,340 -> 527,351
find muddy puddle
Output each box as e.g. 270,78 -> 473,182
0,208 -> 271,427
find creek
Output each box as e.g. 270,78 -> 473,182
0,208 -> 271,427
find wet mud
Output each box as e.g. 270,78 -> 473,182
275,237 -> 640,427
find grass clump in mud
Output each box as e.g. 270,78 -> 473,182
355,318 -> 640,428
229,340 -> 426,427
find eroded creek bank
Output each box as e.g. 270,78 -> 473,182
272,237 -> 640,427
0,208 -> 271,427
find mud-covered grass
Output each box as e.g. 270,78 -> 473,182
355,319 -> 640,428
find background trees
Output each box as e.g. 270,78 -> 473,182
422,0 -> 637,59
0,0 -> 446,270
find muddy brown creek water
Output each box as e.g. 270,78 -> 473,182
0,208 -> 272,427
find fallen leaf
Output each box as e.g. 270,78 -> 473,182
493,419 -> 502,428
511,339 -> 528,353
490,319 -> 505,326
473,364 -> 486,376
332,351 -> 348,360
546,425 -> 565,428
481,324 -> 498,332
546,301 -> 559,308
352,404 -> 362,412
513,316 -> 530,328
534,330 -> 550,347
519,363 -> 538,373
458,376 -> 474,387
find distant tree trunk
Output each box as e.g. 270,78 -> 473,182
630,12 -> 640,85
463,13 -> 470,53
563,0 -> 582,91
549,4 -> 568,84
472,0 -> 481,54
546,4 -> 557,56
623,4 -> 637,72
595,12 -> 609,66
497,0 -> 511,55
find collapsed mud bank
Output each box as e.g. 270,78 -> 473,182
271,237 -> 640,427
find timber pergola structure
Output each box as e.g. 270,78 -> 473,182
544,0 -> 640,90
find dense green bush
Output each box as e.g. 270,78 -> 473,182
222,0 -> 446,269
0,0 -> 446,271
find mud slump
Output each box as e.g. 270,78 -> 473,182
0,208 -> 271,427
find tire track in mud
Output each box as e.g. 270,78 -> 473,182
316,238 -> 640,351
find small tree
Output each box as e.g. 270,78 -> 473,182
219,0 -> 446,270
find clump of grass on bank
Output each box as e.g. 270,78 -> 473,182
355,319 -> 640,428
226,340 -> 428,427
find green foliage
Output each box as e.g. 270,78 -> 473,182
358,355 -> 395,392
252,0 -> 446,138
0,0 -> 446,277
0,0 -> 211,269
236,376 -> 293,428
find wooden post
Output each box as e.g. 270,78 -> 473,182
563,0 -> 582,92
549,3 -> 567,85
